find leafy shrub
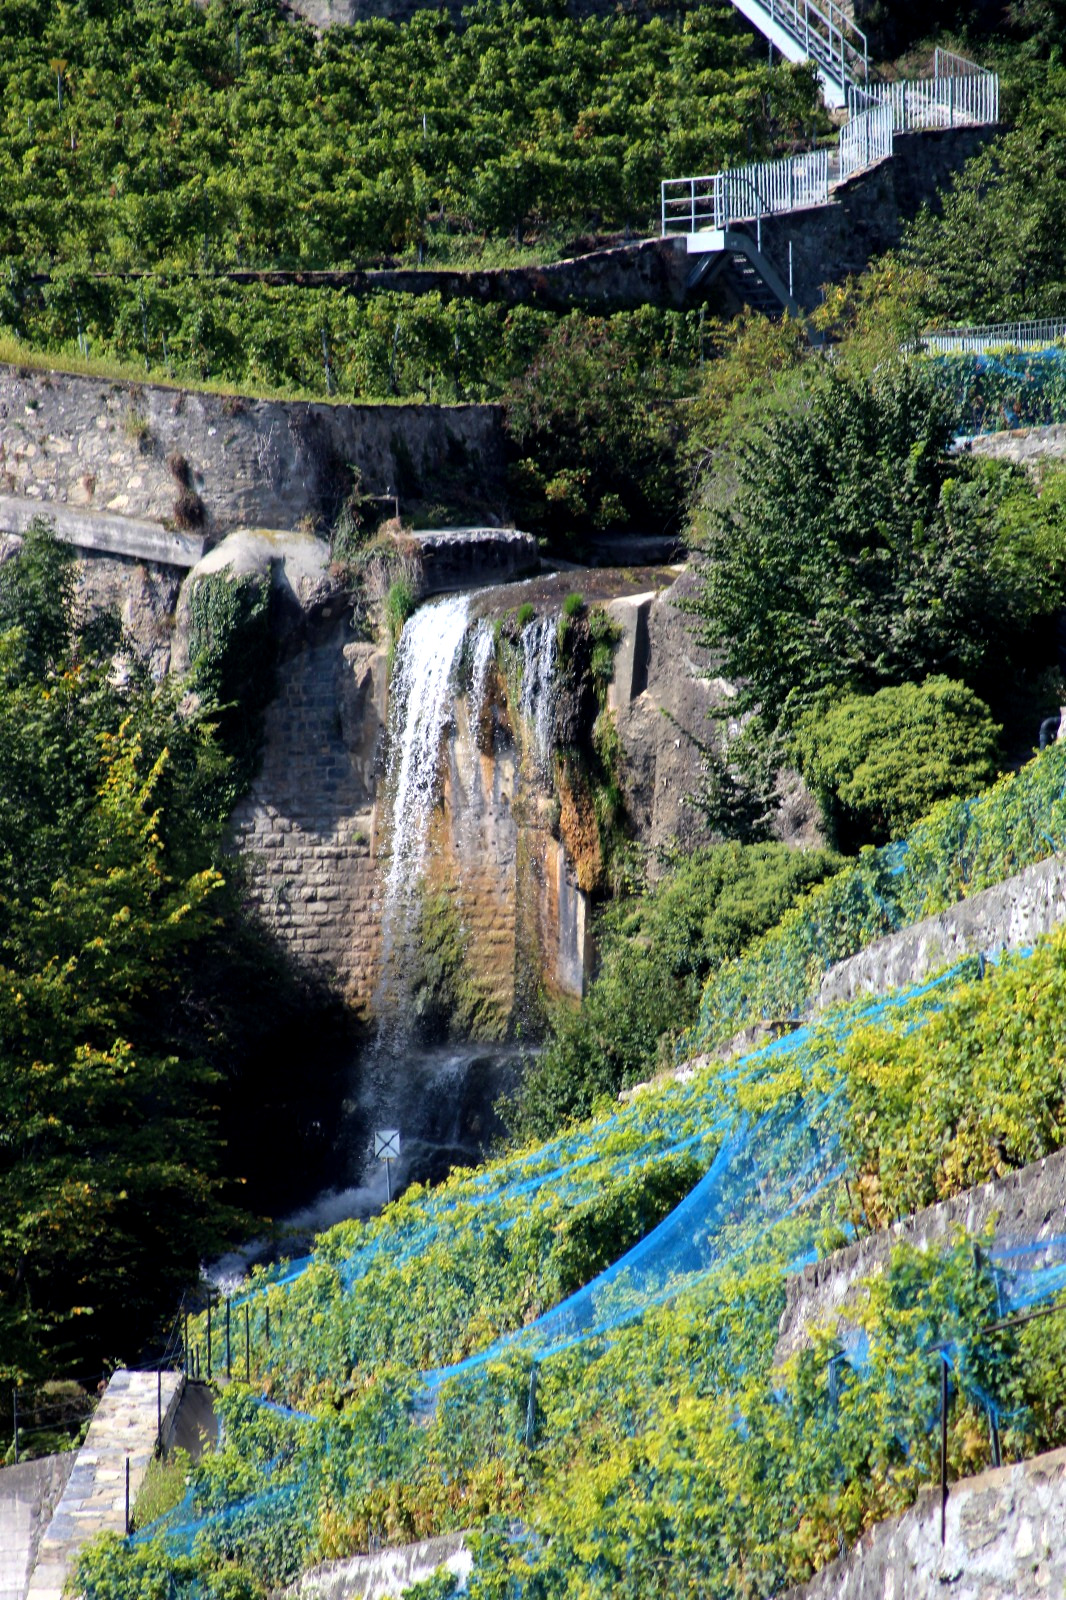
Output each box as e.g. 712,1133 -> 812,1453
386,577 -> 417,648
187,571 -> 275,801
507,841 -> 843,1138
504,314 -> 685,546
792,678 -> 1001,848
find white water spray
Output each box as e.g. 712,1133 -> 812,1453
375,593 -> 470,1044
520,615 -> 558,770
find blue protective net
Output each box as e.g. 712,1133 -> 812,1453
127,944 -> 1066,1589
930,345 -> 1066,435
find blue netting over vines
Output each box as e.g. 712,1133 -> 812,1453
928,346 -> 1066,434
689,737 -> 1066,1055
106,942 -> 1066,1597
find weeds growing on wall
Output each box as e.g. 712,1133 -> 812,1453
187,572 -> 276,804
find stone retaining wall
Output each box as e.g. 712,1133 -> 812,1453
231,621 -> 388,1012
968,424 -> 1066,465
757,126 -> 997,314
775,1147 -> 1066,1366
0,1456 -> 75,1600
277,1532 -> 470,1600
781,1446 -> 1066,1600
817,852 -> 1066,1009
0,366 -> 507,541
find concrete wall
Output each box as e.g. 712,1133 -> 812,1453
0,1456 -> 74,1600
782,1446 -> 1066,1600
775,1147 -> 1066,1366
818,852 -> 1066,1010
0,367 -> 507,540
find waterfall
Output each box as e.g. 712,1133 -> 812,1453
520,615 -> 558,770
466,619 -> 495,798
375,593 -> 470,1043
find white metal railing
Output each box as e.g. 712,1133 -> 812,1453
753,0 -> 868,92
920,317 -> 1066,354
849,68 -> 999,130
661,149 -> 829,236
838,102 -> 894,180
933,47 -> 990,79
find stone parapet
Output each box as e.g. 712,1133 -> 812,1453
0,367 -> 506,540
27,1369 -> 183,1600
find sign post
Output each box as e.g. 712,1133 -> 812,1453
374,1129 -> 401,1203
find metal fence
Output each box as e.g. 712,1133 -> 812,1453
661,149 -> 829,236
838,101 -> 894,180
850,67 -> 999,131
920,317 -> 1066,354
755,0 -> 868,93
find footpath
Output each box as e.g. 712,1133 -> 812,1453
25,1369 -> 183,1600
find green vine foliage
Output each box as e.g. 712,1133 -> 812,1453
187,571 -> 275,803
690,737 -> 1066,1055
0,0 -> 822,275
76,920 -> 1066,1599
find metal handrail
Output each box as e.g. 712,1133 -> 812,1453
759,0 -> 869,91
661,149 -> 829,236
919,317 -> 1066,354
849,70 -> 999,130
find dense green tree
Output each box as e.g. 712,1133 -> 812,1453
908,64 -> 1066,322
688,361 -> 1066,734
503,312 -> 684,544
0,525 -> 366,1385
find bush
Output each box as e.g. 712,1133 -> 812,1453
506,841 -> 843,1138
385,577 -> 417,646
503,314 -> 684,549
792,678 -> 1002,849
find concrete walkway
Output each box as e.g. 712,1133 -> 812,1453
27,1370 -> 183,1600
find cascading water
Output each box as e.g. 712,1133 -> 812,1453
212,593 -> 568,1272
520,614 -> 558,770
375,592 -> 471,1046
466,619 -> 495,800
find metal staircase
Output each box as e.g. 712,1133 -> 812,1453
728,0 -> 868,109
661,32 -> 1000,319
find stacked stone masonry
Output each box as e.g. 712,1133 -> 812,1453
0,366 -> 507,542
232,623 -> 387,1009
782,1446 -> 1066,1600
775,1147 -> 1066,1366
26,1369 -> 183,1600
